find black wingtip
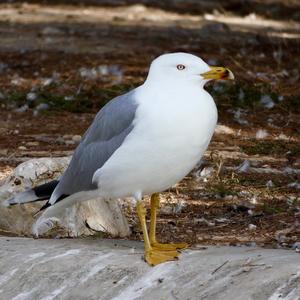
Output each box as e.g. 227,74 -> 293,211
34,193 -> 69,216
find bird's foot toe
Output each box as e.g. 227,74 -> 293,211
145,248 -> 179,266
151,242 -> 188,251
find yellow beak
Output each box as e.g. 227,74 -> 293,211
201,66 -> 234,80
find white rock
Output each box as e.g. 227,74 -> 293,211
260,95 -> 275,109
18,146 -> 27,151
236,160 -> 251,173
64,96 -> 74,101
256,129 -> 268,139
266,180 -> 274,188
234,109 -> 249,125
287,182 -> 300,189
36,103 -> 49,111
277,133 -> 289,140
238,88 -> 245,101
248,224 -> 257,231
72,135 -> 82,143
41,78 -> 53,86
200,167 -> 214,178
0,157 -> 130,238
26,92 -> 37,102
215,124 -> 235,135
14,104 -> 28,113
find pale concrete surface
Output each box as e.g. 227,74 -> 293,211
0,237 -> 299,300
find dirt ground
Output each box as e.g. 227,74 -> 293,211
0,1 -> 299,249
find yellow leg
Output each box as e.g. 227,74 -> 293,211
136,201 -> 178,266
149,193 -> 188,251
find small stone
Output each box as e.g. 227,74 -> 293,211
236,160 -> 250,173
14,104 -> 28,113
215,218 -> 229,224
41,78 -> 53,86
287,182 -> 300,189
248,224 -> 257,231
277,133 -> 288,140
173,200 -> 186,214
266,180 -> 274,188
26,92 -> 37,102
36,103 -> 49,111
238,88 -> 245,101
260,95 -> 275,109
194,217 -> 214,226
200,167 -> 214,178
292,242 -> 300,252
72,135 -> 82,143
256,129 -> 268,139
64,96 -> 74,101
18,146 -> 27,150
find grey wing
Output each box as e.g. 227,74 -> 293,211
49,90 -> 138,204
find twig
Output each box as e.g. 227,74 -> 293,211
211,260 -> 229,275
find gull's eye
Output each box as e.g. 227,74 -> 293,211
176,64 -> 186,70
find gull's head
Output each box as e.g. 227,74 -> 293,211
146,52 -> 234,87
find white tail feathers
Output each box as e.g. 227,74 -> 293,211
32,217 -> 60,237
32,190 -> 101,237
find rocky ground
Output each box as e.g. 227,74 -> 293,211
0,1 -> 299,251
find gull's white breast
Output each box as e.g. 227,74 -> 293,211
94,84 -> 217,199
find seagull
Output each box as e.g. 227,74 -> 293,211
4,53 -> 234,266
